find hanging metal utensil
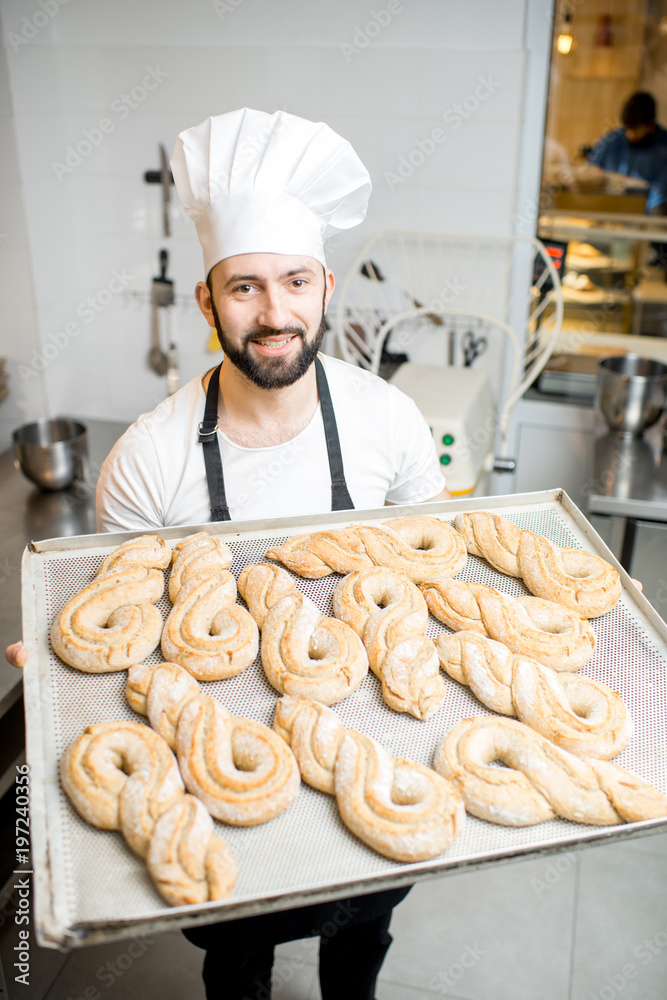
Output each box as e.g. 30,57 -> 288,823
462,327 -> 488,367
148,304 -> 168,376
148,249 -> 173,376
143,146 -> 174,239
159,144 -> 171,238
448,328 -> 456,366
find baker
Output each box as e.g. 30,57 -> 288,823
6,108 -> 449,1000
587,91 -> 667,216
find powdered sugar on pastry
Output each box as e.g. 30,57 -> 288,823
454,512 -> 621,618
168,532 -> 233,603
274,695 -> 345,794
434,717 -> 667,827
266,516 -> 466,584
421,578 -> 596,672
237,562 -> 297,629
161,570 -> 259,682
335,730 -> 465,862
435,631 -> 631,758
51,564 -> 165,673
333,567 -> 445,720
175,694 -> 300,826
260,591 -> 368,705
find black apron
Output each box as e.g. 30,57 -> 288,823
198,356 -> 354,520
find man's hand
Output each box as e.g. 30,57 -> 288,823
5,642 -> 27,669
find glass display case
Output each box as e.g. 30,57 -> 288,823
539,207 -> 667,339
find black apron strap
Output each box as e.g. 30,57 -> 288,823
198,363 -> 231,521
315,356 -> 355,512
199,357 -> 354,521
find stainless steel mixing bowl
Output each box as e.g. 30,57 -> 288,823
596,354 -> 667,436
12,418 -> 88,491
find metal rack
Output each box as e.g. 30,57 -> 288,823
333,231 -> 564,457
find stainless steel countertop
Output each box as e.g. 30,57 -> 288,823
587,417 -> 667,520
0,419 -> 128,713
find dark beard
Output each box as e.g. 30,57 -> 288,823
210,302 -> 326,390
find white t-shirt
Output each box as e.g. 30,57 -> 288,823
96,355 -> 445,531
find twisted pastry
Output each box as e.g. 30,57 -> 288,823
98,534 -> 172,575
266,516 -> 466,584
333,567 -> 445,720
434,716 -> 667,827
454,512 -> 621,618
51,563 -> 165,673
168,532 -> 233,603
175,693 -> 300,825
60,720 -> 184,852
260,591 -> 368,705
274,695 -> 345,794
147,795 -> 238,906
237,562 -> 296,629
379,639 -> 445,721
161,570 -> 259,681
335,730 -> 464,862
454,513 -> 523,577
518,530 -> 621,620
266,525 -> 372,578
127,660 -> 201,748
273,697 -> 464,861
420,578 -> 596,672
127,663 -> 300,825
435,631 -> 631,759
60,720 -> 236,905
333,567 -> 428,670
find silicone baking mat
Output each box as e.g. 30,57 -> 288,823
21,491 -> 667,948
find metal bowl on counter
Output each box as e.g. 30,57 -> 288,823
13,418 -> 88,491
596,354 -> 667,436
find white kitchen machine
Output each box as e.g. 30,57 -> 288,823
389,362 -> 493,495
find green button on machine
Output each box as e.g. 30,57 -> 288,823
439,454 -> 452,466
442,433 -> 454,446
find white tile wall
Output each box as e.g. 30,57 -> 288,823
54,45 -> 234,116
1,0 -> 528,50
414,188 -> 516,236
409,119 -> 521,192
26,233 -> 78,309
326,114 -> 432,190
0,0 -> 551,432
2,42 -> 61,114
0,9 -> 46,452
420,49 -> 526,121
230,46 -> 325,120
322,48 -> 422,120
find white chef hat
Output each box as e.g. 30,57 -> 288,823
170,108 -> 372,276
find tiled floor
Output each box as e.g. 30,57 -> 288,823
2,515 -> 666,999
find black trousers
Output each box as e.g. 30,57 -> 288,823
183,886 -> 411,1000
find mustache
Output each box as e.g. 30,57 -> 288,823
244,326 -> 305,345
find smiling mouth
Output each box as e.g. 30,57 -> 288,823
251,334 -> 299,353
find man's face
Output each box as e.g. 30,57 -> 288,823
198,253 -> 334,390
625,122 -> 656,148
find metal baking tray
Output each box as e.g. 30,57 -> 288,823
21,489 -> 667,950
